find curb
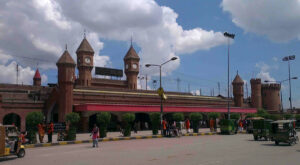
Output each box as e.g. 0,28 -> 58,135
24,132 -> 217,149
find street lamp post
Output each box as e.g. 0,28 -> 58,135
264,77 -> 298,112
224,32 -> 235,120
145,57 -> 178,135
282,55 -> 296,111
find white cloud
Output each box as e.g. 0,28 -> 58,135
0,0 -> 227,84
0,61 -> 48,85
255,62 -> 276,82
222,0 -> 300,42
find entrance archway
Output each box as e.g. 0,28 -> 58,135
135,113 -> 150,130
89,114 -> 97,131
3,113 -> 21,128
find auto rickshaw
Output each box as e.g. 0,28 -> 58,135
270,120 -> 299,146
252,119 -> 273,141
246,117 -> 264,133
0,124 -> 25,158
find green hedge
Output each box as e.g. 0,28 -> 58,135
150,113 -> 161,135
208,112 -> 220,119
230,113 -> 240,120
122,113 -> 135,137
65,112 -> 80,141
96,112 -> 111,138
220,119 -> 236,134
26,112 -> 44,144
296,114 -> 300,120
189,113 -> 203,133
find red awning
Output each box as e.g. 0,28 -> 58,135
74,104 -> 257,113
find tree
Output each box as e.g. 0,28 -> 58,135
65,112 -> 80,141
295,114 -> 300,120
230,113 -> 240,120
121,113 -> 135,137
208,112 -> 221,119
245,113 -> 257,119
150,113 -> 161,135
172,113 -> 184,128
266,114 -> 281,121
283,114 -> 293,120
189,113 -> 203,133
96,112 -> 111,138
257,108 -> 268,118
26,112 -> 44,144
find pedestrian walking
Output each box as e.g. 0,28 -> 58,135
47,122 -> 54,143
91,124 -> 99,148
37,123 -> 45,143
185,118 -> 190,133
162,119 -> 167,136
210,119 -> 215,132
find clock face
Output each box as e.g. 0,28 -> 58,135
85,57 -> 91,64
125,64 -> 128,69
132,64 -> 137,69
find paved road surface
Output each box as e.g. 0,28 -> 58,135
1,134 -> 299,165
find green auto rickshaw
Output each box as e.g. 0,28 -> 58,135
252,119 -> 273,141
246,117 -> 264,133
270,120 -> 299,146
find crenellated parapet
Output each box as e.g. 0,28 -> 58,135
261,83 -> 281,90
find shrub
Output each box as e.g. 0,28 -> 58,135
257,108 -> 268,117
26,112 -> 44,144
230,113 -> 240,120
122,113 -> 135,136
208,112 -> 221,119
172,113 -> 184,122
65,112 -> 80,141
150,113 -> 161,135
245,113 -> 257,119
283,114 -> 293,120
172,113 -> 184,128
295,114 -> 300,120
189,113 -> 203,133
266,114 -> 281,121
96,112 -> 111,138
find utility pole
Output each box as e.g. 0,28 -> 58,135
218,82 -> 220,95
213,88 -> 214,96
145,74 -> 148,90
245,82 -> 249,98
176,78 -> 181,92
200,88 -> 202,96
188,84 -> 190,93
16,64 -> 19,85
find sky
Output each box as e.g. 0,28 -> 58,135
0,0 -> 299,109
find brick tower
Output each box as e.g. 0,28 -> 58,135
76,37 -> 94,86
250,78 -> 262,109
124,45 -> 140,89
33,69 -> 41,86
56,48 -> 76,122
232,72 -> 244,107
261,83 -> 281,112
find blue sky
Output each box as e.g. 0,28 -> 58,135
0,0 -> 299,109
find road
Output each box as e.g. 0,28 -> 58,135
1,134 -> 299,165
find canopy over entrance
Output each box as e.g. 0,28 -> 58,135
74,104 -> 257,113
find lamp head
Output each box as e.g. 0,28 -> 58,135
171,57 -> 178,61
145,64 -> 151,67
292,77 -> 298,80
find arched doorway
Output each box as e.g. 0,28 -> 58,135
89,114 -> 97,132
135,113 -> 150,130
3,113 -> 21,128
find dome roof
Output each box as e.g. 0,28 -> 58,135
76,38 -> 94,54
33,69 -> 41,79
57,50 -> 75,65
124,45 -> 140,60
233,74 -> 244,84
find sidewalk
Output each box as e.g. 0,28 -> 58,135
25,128 -> 219,148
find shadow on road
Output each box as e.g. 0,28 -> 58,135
0,157 -> 17,162
261,143 -> 291,147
